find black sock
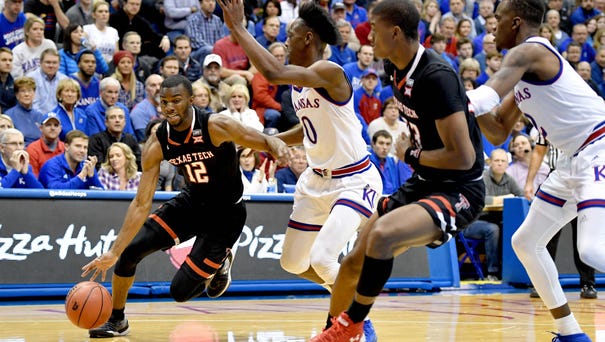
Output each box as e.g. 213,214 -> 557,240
347,301 -> 373,323
326,314 -> 333,329
111,308 -> 125,321
356,256 -> 394,297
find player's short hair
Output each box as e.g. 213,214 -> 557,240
508,0 -> 545,27
298,1 -> 341,46
372,0 -> 420,41
162,75 -> 193,96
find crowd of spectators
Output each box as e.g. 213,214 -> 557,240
0,0 -> 603,201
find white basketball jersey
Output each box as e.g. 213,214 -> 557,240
514,36 -> 605,155
291,75 -> 369,169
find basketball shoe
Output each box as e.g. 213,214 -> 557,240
89,317 -> 130,338
551,332 -> 592,341
206,250 -> 233,298
310,312 -> 363,342
363,319 -> 377,342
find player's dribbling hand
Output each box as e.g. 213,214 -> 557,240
81,251 -> 119,282
217,0 -> 244,31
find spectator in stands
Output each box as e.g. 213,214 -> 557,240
143,118 -> 178,191
163,0 -> 199,42
256,16 -> 282,49
219,84 -> 264,132
473,33 -> 497,72
27,48 -> 67,115
354,68 -> 381,125
420,0 -> 441,40
367,97 -> 410,156
539,23 -> 557,46
342,0 -> 367,29
565,41 -> 583,68
59,24 -> 108,76
275,145 -> 307,193
591,46 -> 605,89
429,33 -> 456,68
70,50 -> 99,110
455,18 -> 474,41
238,146 -> 276,193
86,77 -> 134,136
473,13 -> 497,55
88,105 -> 140,170
548,0 -> 573,36
508,133 -> 549,193
83,1 -> 119,65
458,57 -> 481,83
560,23 -> 596,62
461,148 -> 522,281
212,28 -> 253,85
0,114 -> 14,132
52,78 -> 87,141
254,0 -> 287,42
0,48 -> 16,112
425,16 -> 458,57
546,9 -> 571,49
571,0 -> 602,26
453,38 -> 474,72
343,45 -> 377,92
98,141 -> 141,190
109,0 -> 170,59
0,127 -> 43,188
120,31 -> 155,83
443,0 -> 477,39
6,76 -> 42,146
200,54 -> 229,113
185,0 -> 225,66
476,50 -> 502,85
158,55 -> 181,79
111,50 -> 144,111
26,112 -> 64,176
131,74 -> 162,142
39,129 -> 103,189
329,19 -> 356,67
65,0 -> 92,28
11,16 -> 56,78
0,0 -> 27,49
24,0 -> 70,41
191,80 -> 213,112
251,42 -> 285,130
173,35 -> 202,83
474,0 -> 494,36
577,60 -> 605,98
369,130 -> 412,195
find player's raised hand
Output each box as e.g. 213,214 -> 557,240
266,136 -> 289,166
217,0 -> 244,31
395,132 -> 411,161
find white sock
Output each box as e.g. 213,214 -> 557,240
555,313 -> 583,336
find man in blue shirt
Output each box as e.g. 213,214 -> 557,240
70,50 -> 100,111
0,128 -> 43,188
27,48 -> 67,115
38,129 -> 103,189
275,145 -> 308,193
85,77 -> 134,137
0,0 -> 26,49
368,130 -> 412,195
130,74 -> 163,142
329,19 -> 357,66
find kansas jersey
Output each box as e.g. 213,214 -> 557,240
155,107 -> 243,204
290,64 -> 369,170
386,46 -> 484,182
514,36 -> 605,156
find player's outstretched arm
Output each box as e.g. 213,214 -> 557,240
209,114 -> 289,165
81,134 -> 163,281
275,124 -> 304,146
218,0 -> 348,99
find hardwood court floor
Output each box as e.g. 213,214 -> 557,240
1,290 -> 604,341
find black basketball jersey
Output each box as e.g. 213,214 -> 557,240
155,107 -> 243,204
385,48 -> 484,182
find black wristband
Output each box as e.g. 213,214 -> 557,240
404,147 -> 421,168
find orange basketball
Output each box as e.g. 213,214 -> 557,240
65,281 -> 112,329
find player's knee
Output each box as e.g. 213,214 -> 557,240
366,222 -> 393,256
511,230 -> 531,259
280,254 -> 308,275
170,279 -> 207,302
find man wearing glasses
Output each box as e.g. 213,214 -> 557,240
0,127 -> 43,188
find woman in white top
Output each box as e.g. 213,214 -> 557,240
98,142 -> 142,191
238,147 -> 276,193
83,1 -> 119,64
218,83 -> 264,132
367,97 -> 410,156
11,16 -> 57,78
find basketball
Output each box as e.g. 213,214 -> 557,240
65,281 -> 112,329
